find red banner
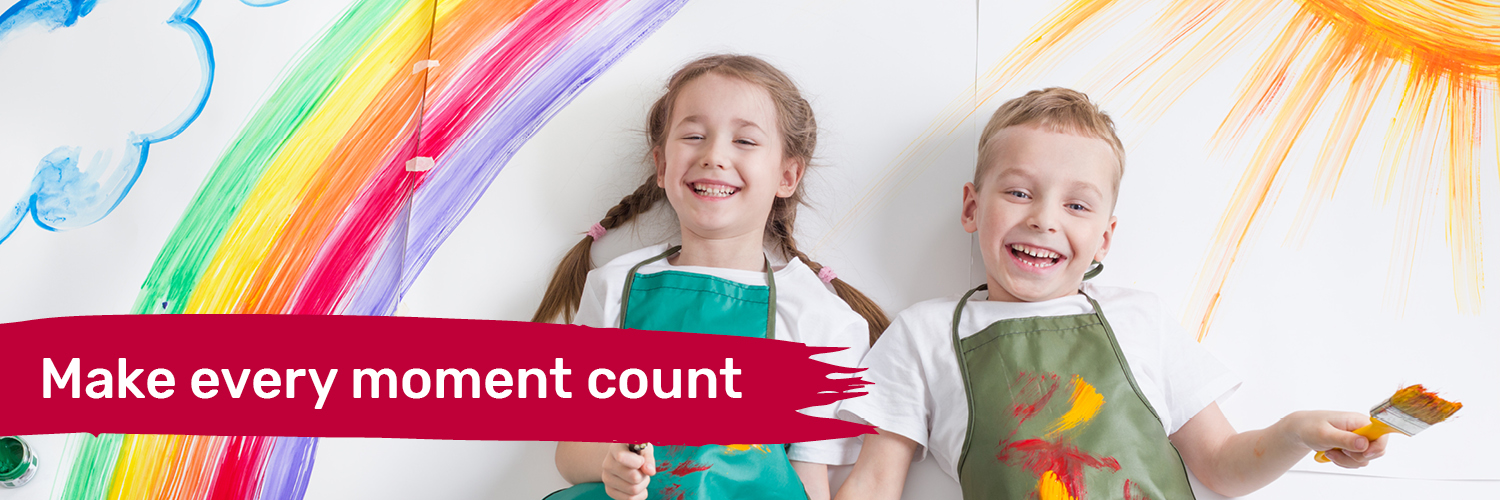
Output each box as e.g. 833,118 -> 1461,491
2,315 -> 874,444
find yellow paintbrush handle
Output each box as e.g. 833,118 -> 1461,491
1314,418 -> 1397,463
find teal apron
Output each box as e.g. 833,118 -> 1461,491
951,280 -> 1196,500
546,247 -> 808,500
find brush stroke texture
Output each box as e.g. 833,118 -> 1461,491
0,0 -> 212,244
861,0 -> 1497,338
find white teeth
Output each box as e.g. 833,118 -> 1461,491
692,183 -> 737,197
1010,244 -> 1059,260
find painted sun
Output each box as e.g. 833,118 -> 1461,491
984,0 -> 1500,338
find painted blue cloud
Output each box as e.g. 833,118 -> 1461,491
0,0 -> 289,244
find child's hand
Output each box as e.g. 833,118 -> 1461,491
601,443 -> 656,500
1283,411 -> 1390,468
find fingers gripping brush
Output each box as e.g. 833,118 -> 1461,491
1315,384 -> 1462,463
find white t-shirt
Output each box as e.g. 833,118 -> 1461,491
577,243 -> 871,466
836,283 -> 1239,483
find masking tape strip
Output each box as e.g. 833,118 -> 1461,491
412,59 -> 440,74
405,157 -> 435,172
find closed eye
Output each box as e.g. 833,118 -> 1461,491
735,138 -> 758,146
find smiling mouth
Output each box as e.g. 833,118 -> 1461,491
1009,243 -> 1063,269
691,182 -> 739,198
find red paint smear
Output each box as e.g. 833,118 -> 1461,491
1123,479 -> 1151,500
660,483 -> 686,500
998,439 -> 1121,500
3,315 -> 873,444
288,135 -> 419,314
417,0 -> 618,158
206,436 -> 274,500
665,460 -> 713,476
1011,371 -> 1061,425
289,0 -> 620,312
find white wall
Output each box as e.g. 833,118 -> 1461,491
2,0 -> 1495,498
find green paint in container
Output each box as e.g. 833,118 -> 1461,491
0,436 -> 38,488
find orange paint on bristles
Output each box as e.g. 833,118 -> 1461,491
1389,384 -> 1463,425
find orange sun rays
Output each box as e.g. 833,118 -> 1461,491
990,0 -> 1498,338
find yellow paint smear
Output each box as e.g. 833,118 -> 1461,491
724,444 -> 772,453
1038,470 -> 1077,500
1043,375 -> 1105,439
851,0 -> 1498,339
185,0 -> 432,313
239,0 -> 541,314
105,434 -> 178,500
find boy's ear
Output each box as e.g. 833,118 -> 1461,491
777,157 -> 805,198
653,148 -> 666,188
961,182 -> 980,234
1093,215 -> 1118,262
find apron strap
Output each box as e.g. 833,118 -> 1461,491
1083,260 -> 1104,280
1080,291 -> 1163,422
950,283 -> 986,476
764,257 -> 776,340
618,245 -> 779,340
618,246 -> 681,329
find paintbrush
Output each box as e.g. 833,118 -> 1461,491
1314,384 -> 1462,463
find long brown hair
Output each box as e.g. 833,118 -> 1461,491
531,54 -> 889,344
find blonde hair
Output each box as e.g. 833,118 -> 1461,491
976,88 -> 1125,193
532,54 -> 889,344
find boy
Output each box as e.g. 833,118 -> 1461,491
834,88 -> 1387,499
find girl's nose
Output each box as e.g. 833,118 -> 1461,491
700,137 -> 730,169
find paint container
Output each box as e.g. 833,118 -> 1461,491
0,436 -> 38,488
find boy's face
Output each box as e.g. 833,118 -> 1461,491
962,125 -> 1118,302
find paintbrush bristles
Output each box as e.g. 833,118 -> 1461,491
1388,384 -> 1462,425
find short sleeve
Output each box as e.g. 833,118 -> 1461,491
802,312 -> 870,378
836,313 -> 934,458
781,270 -> 873,465
787,438 -> 857,466
1155,299 -> 1240,436
573,269 -> 611,328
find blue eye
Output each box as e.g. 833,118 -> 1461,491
1006,190 -> 1030,199
1067,203 -> 1088,211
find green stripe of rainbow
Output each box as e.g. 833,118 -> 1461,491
57,1 -> 685,498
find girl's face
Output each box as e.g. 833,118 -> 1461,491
655,73 -> 803,244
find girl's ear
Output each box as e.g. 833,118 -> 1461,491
777,157 -> 805,198
654,148 -> 666,188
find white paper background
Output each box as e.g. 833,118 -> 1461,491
3,0 -> 1497,498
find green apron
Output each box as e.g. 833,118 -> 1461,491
951,283 -> 1195,500
546,247 -> 808,500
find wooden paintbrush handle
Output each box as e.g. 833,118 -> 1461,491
1314,419 -> 1397,463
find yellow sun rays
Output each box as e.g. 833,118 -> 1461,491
988,0 -> 1497,338
813,1 -> 1494,340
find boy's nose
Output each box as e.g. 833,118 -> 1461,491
1027,208 -> 1058,233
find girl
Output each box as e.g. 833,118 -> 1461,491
535,54 -> 888,500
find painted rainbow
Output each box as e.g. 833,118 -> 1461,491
44,0 -> 685,498
134,0 -> 686,316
